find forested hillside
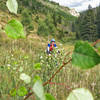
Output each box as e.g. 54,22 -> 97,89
0,0 -> 77,42
75,5 -> 100,42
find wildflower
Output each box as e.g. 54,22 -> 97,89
20,73 -> 31,84
7,64 -> 11,67
40,56 -> 43,59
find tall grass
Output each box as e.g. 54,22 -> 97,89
0,37 -> 100,100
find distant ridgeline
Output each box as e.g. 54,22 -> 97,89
74,5 -> 100,42
0,0 -> 78,42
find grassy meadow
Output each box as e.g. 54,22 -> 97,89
0,33 -> 100,100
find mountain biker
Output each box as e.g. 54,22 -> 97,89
47,39 -> 57,54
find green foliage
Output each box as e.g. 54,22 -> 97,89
9,88 -> 17,96
37,15 -> 56,36
26,24 -> 34,32
21,9 -> 34,33
34,63 -> 41,70
21,9 -> 32,26
1,0 -> 99,100
37,20 -> 49,36
35,16 -> 39,23
16,0 -> 76,37
72,41 -> 100,69
40,48 -> 68,84
5,19 -> 25,39
45,93 -> 56,100
6,0 -> 18,14
75,5 -> 99,41
32,80 -> 45,100
58,29 -> 69,40
33,75 -> 41,83
45,15 -> 56,35
20,73 -> 31,84
32,80 -> 56,100
0,1 -> 7,11
57,9 -> 77,21
67,88 -> 94,100
96,6 -> 100,38
17,86 -> 28,96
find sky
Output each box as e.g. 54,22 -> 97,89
49,0 -> 100,12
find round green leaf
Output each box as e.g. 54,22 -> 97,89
67,88 -> 94,100
9,88 -> 16,96
20,73 -> 31,84
32,80 -> 45,100
6,0 -> 18,14
5,19 -> 25,39
33,75 -> 41,83
17,86 -> 28,96
45,93 -> 56,100
34,63 -> 41,70
72,41 -> 100,69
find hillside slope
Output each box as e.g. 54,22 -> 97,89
0,0 -> 78,43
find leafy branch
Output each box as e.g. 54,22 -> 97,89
24,52 -> 72,100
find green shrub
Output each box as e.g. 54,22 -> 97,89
21,9 -> 32,26
48,23 -> 56,34
37,20 -> 49,36
37,15 -> 56,36
17,6 -> 23,14
58,29 -> 64,39
0,2 -> 7,11
21,9 -> 34,33
35,16 -> 39,23
44,15 -> 56,35
26,24 -> 34,32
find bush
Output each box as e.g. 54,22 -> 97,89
35,16 -> 39,23
21,9 -> 34,33
37,16 -> 56,36
18,6 -> 23,14
0,2 -> 7,11
48,23 -> 56,34
44,15 -> 56,35
37,20 -> 49,36
21,9 -> 32,26
39,48 -> 66,82
26,24 -> 34,32
58,29 -> 64,39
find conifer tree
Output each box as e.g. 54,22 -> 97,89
96,5 -> 100,38
78,5 -> 98,41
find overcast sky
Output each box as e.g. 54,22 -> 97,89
49,0 -> 100,12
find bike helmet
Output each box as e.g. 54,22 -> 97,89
51,39 -> 55,42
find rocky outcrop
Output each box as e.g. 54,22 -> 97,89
69,8 -> 80,17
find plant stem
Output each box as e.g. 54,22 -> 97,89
24,57 -> 72,100
43,58 -> 72,86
